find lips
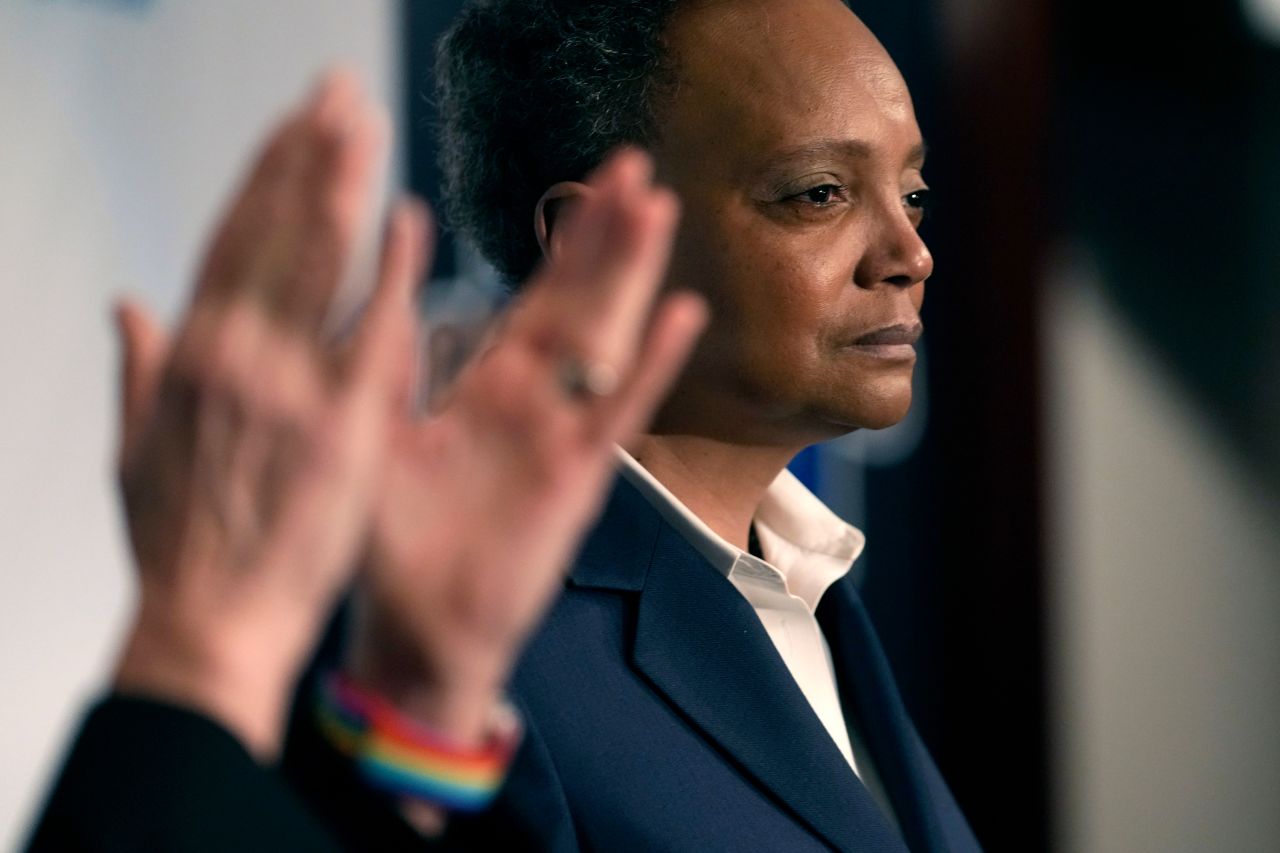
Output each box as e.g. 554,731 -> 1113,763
853,321 -> 923,347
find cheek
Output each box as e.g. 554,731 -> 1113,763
730,228 -> 856,341
665,198 -> 866,384
707,226 -> 857,383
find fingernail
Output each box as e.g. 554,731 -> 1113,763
612,146 -> 654,188
309,68 -> 341,106
312,67 -> 364,123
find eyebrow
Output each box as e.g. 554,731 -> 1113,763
756,137 -> 928,182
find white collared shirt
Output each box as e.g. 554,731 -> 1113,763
616,450 -> 895,819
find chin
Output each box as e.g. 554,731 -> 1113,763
818,385 -> 914,433
855,404 -> 912,431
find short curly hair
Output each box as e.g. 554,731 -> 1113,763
434,0 -> 685,284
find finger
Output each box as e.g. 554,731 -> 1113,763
554,147 -> 648,280
509,149 -> 640,337
192,75 -> 328,305
587,291 -> 708,446
346,197 -> 433,406
584,180 -> 681,363
115,298 -> 170,462
264,72 -> 389,332
517,149 -> 679,367
165,74 -> 366,434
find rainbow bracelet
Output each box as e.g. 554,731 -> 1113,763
315,672 -> 521,812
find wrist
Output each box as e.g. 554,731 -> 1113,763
315,672 -> 521,817
343,594 -> 517,746
112,604 -> 300,760
343,652 -> 509,747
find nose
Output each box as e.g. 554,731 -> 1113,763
853,202 -> 933,289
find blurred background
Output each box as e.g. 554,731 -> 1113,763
2,0 -> 1277,850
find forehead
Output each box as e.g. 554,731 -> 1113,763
660,0 -> 919,171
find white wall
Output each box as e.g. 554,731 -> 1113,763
0,1 -> 397,845
1046,252 -> 1280,852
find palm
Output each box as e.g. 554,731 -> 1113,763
372,328 -> 622,680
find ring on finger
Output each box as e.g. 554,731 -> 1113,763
556,356 -> 620,402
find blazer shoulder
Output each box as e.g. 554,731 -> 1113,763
567,474 -> 667,592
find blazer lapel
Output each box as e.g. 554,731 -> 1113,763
818,578 -> 947,853
573,477 -> 906,851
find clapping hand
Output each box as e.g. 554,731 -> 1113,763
108,69 -> 706,760
349,152 -> 707,741
111,71 -> 425,758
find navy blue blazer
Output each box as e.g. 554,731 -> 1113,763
505,474 -> 982,852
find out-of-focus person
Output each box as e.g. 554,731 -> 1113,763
23,69 -> 706,852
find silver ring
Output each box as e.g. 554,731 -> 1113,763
557,357 -> 619,401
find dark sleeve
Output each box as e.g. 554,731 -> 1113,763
24,695 -> 343,853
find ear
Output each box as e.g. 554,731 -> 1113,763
534,181 -> 594,262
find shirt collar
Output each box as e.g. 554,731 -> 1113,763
616,448 -> 865,613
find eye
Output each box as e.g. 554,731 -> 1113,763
904,188 -> 932,221
789,183 -> 848,206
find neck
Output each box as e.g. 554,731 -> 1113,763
625,434 -> 799,551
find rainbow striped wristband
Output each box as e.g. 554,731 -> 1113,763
315,672 -> 521,812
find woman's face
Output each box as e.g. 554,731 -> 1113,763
651,0 -> 932,445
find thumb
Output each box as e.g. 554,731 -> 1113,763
114,299 -> 168,463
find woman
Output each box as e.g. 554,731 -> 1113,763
338,0 -> 982,850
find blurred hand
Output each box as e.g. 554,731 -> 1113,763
348,151 -> 708,743
111,70 -> 427,759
